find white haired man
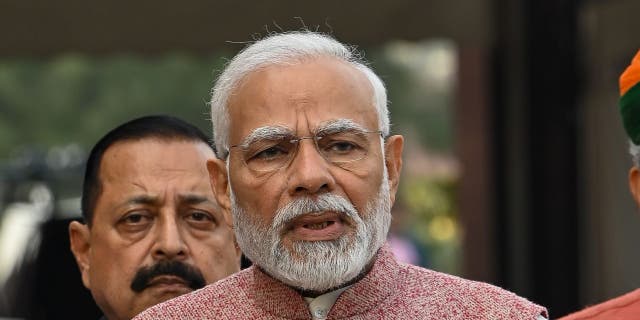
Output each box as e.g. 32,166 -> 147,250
135,31 -> 548,320
559,50 -> 640,319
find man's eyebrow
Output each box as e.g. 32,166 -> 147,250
315,119 -> 368,135
178,194 -> 214,205
116,195 -> 159,209
236,121 -> 369,147
239,125 -> 293,147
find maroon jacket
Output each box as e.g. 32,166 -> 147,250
134,244 -> 547,319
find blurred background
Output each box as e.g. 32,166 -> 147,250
0,0 -> 638,318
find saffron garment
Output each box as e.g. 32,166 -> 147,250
559,289 -> 640,320
134,244 -> 548,320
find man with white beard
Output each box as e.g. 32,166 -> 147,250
135,31 -> 548,320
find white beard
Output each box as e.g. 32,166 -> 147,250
230,168 -> 392,292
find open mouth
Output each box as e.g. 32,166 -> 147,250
287,212 -> 347,241
303,220 -> 335,230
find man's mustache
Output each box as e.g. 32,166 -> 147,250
130,260 -> 206,293
271,193 -> 359,232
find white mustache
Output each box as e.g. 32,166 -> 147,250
271,194 -> 359,232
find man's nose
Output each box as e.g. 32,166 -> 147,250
151,216 -> 187,261
287,139 -> 335,196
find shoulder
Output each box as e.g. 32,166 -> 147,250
133,268 -> 255,319
399,263 -> 520,299
558,288 -> 640,320
396,263 -> 548,319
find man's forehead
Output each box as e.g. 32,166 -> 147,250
237,58 -> 373,98
225,58 -> 379,145
227,58 -> 375,110
101,139 -> 211,171
104,138 -> 213,157
97,140 -> 213,197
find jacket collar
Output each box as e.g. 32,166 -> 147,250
248,243 -> 399,318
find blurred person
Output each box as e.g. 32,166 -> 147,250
559,50 -> 640,319
0,176 -> 103,319
68,115 -> 241,320
135,31 -> 548,320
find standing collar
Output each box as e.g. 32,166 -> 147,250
247,243 -> 399,318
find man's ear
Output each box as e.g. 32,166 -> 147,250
68,221 -> 92,289
207,158 -> 231,213
629,167 -> 640,207
384,135 -> 404,206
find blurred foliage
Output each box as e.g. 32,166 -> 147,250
372,40 -> 460,274
368,40 -> 455,152
400,175 -> 461,274
0,51 -> 232,157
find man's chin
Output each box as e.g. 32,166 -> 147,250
143,283 -> 194,301
278,237 -> 344,261
126,287 -> 195,320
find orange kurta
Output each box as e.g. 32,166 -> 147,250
559,289 -> 640,320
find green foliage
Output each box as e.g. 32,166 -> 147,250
400,175 -> 461,274
0,53 -> 229,157
367,42 -> 455,152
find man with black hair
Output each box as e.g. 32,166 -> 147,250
69,115 -> 241,320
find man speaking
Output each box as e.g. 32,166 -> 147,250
135,32 -> 548,320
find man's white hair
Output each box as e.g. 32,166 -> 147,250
210,31 -> 390,158
630,141 -> 640,167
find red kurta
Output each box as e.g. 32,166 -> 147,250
134,244 -> 547,319
559,289 -> 640,320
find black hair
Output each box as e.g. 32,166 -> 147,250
81,115 -> 214,225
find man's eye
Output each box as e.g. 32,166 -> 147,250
249,144 -> 289,161
187,211 -> 213,222
117,212 -> 153,232
123,213 -> 149,224
186,210 -> 216,230
126,215 -> 142,223
326,141 -> 358,153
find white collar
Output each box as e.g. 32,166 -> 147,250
303,286 -> 351,320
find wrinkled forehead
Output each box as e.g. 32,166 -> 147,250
226,58 -> 379,145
